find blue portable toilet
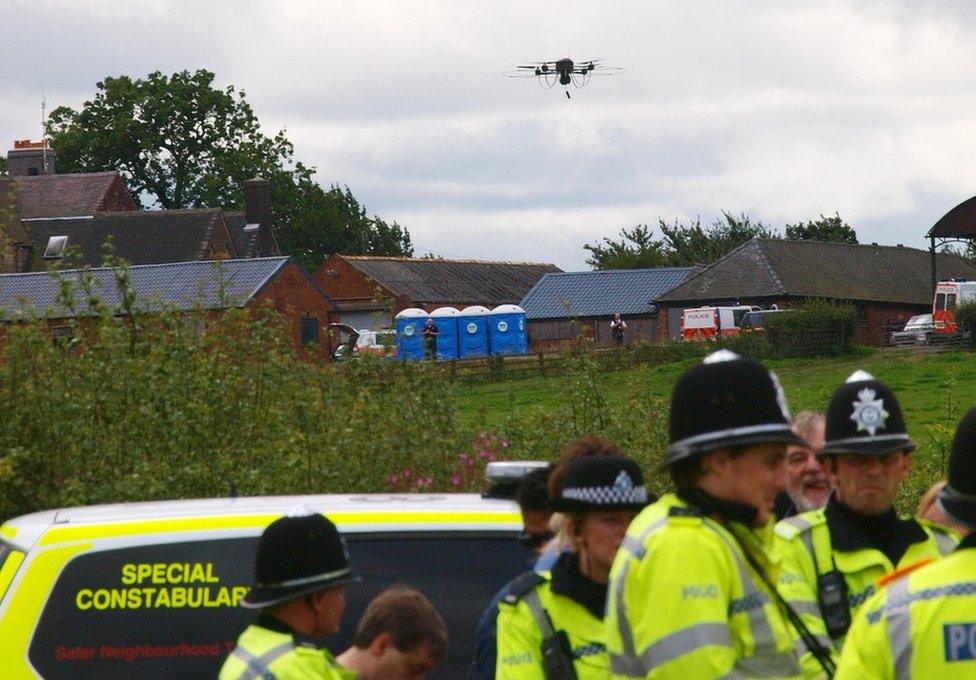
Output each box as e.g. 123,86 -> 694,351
458,306 -> 491,358
489,304 -> 528,355
429,307 -> 461,360
395,308 -> 428,361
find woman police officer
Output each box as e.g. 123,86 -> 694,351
495,443 -> 650,679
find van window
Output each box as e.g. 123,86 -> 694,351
28,532 -> 526,680
732,309 -> 749,326
0,541 -> 23,601
936,293 -> 946,310
947,294 -> 957,311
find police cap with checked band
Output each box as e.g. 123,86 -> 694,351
818,370 -> 915,458
664,350 -> 807,467
549,455 -> 651,512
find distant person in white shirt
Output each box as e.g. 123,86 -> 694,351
610,313 -> 627,346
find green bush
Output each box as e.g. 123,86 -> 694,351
954,302 -> 976,335
764,300 -> 857,357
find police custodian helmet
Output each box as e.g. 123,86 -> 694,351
241,512 -> 360,609
937,407 -> 976,529
818,370 -> 915,458
664,350 -> 807,467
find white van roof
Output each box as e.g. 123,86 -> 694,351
1,494 -> 520,552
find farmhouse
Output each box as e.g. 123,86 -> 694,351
1,139 -> 278,272
0,256 -> 336,356
314,254 -> 560,329
520,267 -> 697,348
654,238 -> 976,344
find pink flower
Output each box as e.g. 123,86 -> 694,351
450,475 -> 461,486
403,469 -> 412,478
459,453 -> 470,462
388,474 -> 399,485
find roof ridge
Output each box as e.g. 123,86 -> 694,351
341,254 -> 557,266
754,240 -> 787,295
10,171 -> 118,180
0,256 -> 289,279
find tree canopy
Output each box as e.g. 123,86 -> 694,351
585,212 -> 775,269
784,213 -> 858,244
46,69 -> 411,270
586,211 -> 860,270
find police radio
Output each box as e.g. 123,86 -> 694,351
817,570 -> 852,640
541,630 -> 579,680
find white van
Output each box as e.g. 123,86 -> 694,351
0,494 -> 527,679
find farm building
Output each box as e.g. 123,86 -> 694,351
654,238 -> 976,344
520,267 -> 698,348
314,254 -> 561,329
0,256 -> 336,357
0,139 -> 278,272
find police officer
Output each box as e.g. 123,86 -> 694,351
496,453 -> 649,679
605,350 -> 815,679
835,406 -> 976,678
774,371 -> 957,676
219,512 -> 359,680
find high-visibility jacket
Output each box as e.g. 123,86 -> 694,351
835,539 -> 976,679
496,569 -> 610,679
605,493 -> 803,680
773,506 -> 957,677
219,620 -> 354,680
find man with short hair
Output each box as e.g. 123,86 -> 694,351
774,371 -> 958,676
337,586 -> 447,680
220,513 -> 359,680
774,410 -> 831,519
836,407 -> 976,678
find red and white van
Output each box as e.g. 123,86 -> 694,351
933,280 -> 976,333
681,305 -> 758,340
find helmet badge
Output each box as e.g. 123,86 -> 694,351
613,470 -> 635,492
851,388 -> 889,436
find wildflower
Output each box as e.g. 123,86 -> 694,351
451,475 -> 461,486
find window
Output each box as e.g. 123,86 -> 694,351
51,325 -> 74,346
43,235 -> 68,260
936,293 -> 946,310
300,316 -> 319,345
947,294 -> 957,311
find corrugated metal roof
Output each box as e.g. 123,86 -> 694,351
520,267 -> 698,319
0,257 -> 291,319
341,256 -> 561,306
656,238 -> 976,306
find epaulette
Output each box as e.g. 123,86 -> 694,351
668,506 -> 702,518
501,571 -> 547,605
773,511 -> 825,540
876,557 -> 934,589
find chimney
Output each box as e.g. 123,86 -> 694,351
243,176 -> 275,257
7,139 -> 55,176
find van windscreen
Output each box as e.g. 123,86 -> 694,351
28,532 -> 527,679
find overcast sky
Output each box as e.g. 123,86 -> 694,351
2,1 -> 975,270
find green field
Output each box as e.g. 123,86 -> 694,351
456,348 -> 975,510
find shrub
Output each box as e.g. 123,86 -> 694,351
954,302 -> 976,335
764,300 -> 857,357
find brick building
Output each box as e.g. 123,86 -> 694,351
1,140 -> 278,272
653,238 -> 976,344
314,255 -> 560,329
0,257 -> 336,357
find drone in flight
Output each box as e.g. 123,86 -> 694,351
505,58 -> 623,98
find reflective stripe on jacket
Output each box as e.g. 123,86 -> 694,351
605,494 -> 803,680
496,571 -> 609,679
219,623 -> 352,680
836,545 -> 976,679
773,509 -> 957,677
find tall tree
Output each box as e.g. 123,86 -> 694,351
46,69 -> 411,270
658,211 -> 777,266
584,224 -> 668,269
784,213 -> 858,243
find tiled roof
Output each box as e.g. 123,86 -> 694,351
224,211 -> 280,258
0,257 -> 292,319
0,172 -> 127,219
341,256 -> 561,306
520,267 -> 698,319
929,195 -> 976,238
23,210 -> 226,270
656,238 -> 976,306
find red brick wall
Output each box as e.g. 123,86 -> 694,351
858,304 -> 922,345
253,262 -> 336,359
99,176 -> 139,212
204,214 -> 234,260
314,255 -> 394,302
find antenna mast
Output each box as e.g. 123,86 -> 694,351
41,86 -> 46,140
